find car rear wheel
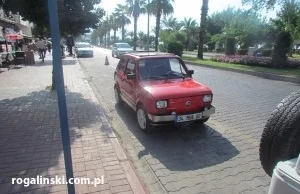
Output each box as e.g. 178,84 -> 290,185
260,90 -> 300,176
114,87 -> 123,105
137,106 -> 151,132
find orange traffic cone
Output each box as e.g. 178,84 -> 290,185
104,56 -> 110,66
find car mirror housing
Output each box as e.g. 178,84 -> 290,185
127,73 -> 136,80
188,70 -> 194,75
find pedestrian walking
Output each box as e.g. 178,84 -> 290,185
66,35 -> 74,56
47,41 -> 52,55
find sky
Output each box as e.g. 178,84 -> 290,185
98,0 -> 278,36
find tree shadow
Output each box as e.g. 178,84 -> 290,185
0,89 -> 101,193
114,103 -> 239,171
32,58 -> 76,66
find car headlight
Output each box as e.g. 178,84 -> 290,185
156,100 -> 168,108
203,95 -> 212,102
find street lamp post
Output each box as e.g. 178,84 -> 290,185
48,1 -> 75,194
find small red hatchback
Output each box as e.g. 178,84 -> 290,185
114,52 -> 215,131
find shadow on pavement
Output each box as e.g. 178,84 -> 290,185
0,89 -> 100,193
115,103 -> 239,171
31,58 -> 76,66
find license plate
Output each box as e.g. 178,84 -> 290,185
176,113 -> 202,122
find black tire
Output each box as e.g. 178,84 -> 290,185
194,117 -> 209,124
260,90 -> 300,176
114,87 -> 123,106
136,105 -> 152,132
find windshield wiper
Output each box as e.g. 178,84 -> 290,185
144,76 -> 166,80
163,71 -> 185,80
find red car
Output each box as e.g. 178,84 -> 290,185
114,52 -> 215,131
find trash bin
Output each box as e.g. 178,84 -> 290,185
25,51 -> 35,65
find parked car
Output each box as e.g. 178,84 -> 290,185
114,52 -> 215,131
75,42 -> 93,57
112,43 -> 133,58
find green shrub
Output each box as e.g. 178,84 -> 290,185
158,44 -> 167,52
272,31 -> 292,68
225,37 -> 236,55
237,49 -> 248,55
167,42 -> 184,56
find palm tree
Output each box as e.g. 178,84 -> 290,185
181,17 -> 198,50
197,0 -> 209,59
161,15 -> 181,30
114,4 -> 131,41
110,14 -> 119,43
126,0 -> 147,50
149,0 -> 174,51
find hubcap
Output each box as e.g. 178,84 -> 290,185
137,109 -> 147,129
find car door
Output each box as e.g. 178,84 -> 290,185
115,57 -> 128,99
122,58 -> 138,109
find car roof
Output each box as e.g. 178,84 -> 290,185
123,51 -> 177,59
76,42 -> 90,44
115,42 -> 130,45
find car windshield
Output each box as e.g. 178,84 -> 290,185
116,43 -> 131,48
138,58 -> 188,81
76,43 -> 91,48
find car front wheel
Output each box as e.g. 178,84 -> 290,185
114,87 -> 123,105
137,106 -> 151,132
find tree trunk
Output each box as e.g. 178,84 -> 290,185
133,16 -> 138,50
108,31 -> 111,46
122,25 -> 125,41
104,33 -> 107,47
154,0 -> 162,51
51,66 -> 56,90
197,0 -> 209,59
147,0 -> 150,50
114,30 -> 117,42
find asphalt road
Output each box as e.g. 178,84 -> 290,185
78,47 -> 300,194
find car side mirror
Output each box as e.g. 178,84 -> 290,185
127,73 -> 136,80
188,70 -> 194,75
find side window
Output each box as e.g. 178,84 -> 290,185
125,59 -> 135,74
117,57 -> 127,73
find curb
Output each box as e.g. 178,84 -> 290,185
184,60 -> 300,84
76,60 -> 148,194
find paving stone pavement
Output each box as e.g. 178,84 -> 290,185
0,55 -> 147,194
76,47 -> 300,194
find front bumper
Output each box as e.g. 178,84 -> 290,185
148,106 -> 216,123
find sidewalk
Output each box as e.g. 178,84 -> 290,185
0,54 -> 147,194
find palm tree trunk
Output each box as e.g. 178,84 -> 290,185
114,30 -> 117,42
108,31 -> 111,46
122,25 -> 125,41
104,33 -> 107,47
197,0 -> 209,59
155,0 -> 162,51
133,16 -> 138,50
147,0 -> 150,50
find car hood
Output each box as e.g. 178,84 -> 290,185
77,48 -> 93,51
141,78 -> 212,99
117,48 -> 133,52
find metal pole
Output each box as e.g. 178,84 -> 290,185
47,1 -> 75,194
